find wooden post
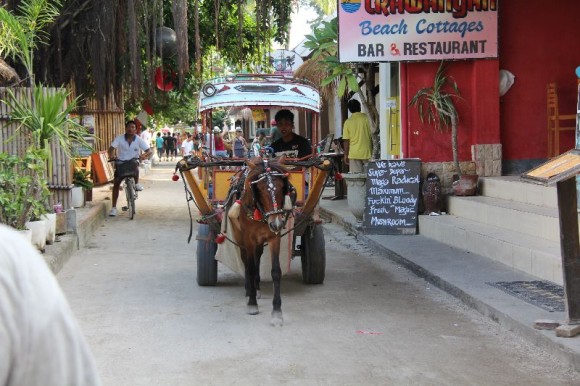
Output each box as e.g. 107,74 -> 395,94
301,160 -> 330,217
181,168 -> 213,216
557,177 -> 580,324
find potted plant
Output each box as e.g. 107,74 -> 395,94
409,62 -> 478,195
73,168 -> 94,202
0,149 -> 50,247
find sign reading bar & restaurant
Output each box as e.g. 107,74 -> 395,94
338,0 -> 498,63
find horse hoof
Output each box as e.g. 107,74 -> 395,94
256,290 -> 261,299
270,311 -> 284,326
247,305 -> 259,315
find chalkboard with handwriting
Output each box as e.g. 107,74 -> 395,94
363,159 -> 421,235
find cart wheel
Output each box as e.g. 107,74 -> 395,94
301,224 -> 326,284
196,224 -> 218,286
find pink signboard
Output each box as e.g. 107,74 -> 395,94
338,0 -> 498,63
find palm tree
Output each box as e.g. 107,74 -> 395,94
409,62 -> 462,176
309,0 -> 337,15
303,17 -> 381,158
0,0 -> 61,86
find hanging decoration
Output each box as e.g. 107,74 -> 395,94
142,100 -> 154,115
155,27 -> 178,58
155,66 -> 177,91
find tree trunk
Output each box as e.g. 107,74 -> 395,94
172,0 -> 189,89
0,58 -> 20,86
451,115 -> 461,176
356,64 -> 380,159
195,0 -> 201,76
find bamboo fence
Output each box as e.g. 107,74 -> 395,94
0,86 -> 125,209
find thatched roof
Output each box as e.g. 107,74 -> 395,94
0,58 -> 20,86
293,58 -> 334,100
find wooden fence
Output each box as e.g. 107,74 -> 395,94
0,86 -> 125,209
81,96 -> 125,152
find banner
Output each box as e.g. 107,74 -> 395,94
338,0 -> 498,63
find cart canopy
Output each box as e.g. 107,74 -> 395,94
199,74 -> 320,113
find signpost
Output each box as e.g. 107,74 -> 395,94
363,159 -> 421,235
522,149 -> 580,336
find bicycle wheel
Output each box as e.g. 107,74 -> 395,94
125,177 -> 136,220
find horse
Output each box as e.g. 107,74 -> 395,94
226,157 -> 296,326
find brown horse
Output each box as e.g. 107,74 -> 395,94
226,157 -> 295,326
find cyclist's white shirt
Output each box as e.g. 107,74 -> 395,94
111,134 -> 150,161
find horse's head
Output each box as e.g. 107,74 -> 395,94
244,158 -> 295,234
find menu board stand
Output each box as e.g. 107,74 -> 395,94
522,149 -> 580,333
363,159 -> 421,235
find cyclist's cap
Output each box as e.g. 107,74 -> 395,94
236,127 -> 242,132
213,127 -> 221,133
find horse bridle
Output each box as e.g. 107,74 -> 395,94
248,160 -> 295,224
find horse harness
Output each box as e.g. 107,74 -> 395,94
227,160 -> 296,227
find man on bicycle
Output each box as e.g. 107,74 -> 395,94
108,120 -> 152,217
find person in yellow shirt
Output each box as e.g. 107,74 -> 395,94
342,99 -> 372,173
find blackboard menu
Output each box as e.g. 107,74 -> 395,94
363,159 -> 421,235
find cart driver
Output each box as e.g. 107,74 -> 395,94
107,120 -> 151,217
269,109 -> 312,159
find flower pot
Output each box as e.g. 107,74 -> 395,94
452,174 -> 479,196
343,172 -> 367,222
84,188 -> 93,202
42,213 -> 56,244
55,212 -> 67,235
25,219 -> 47,251
71,186 -> 85,208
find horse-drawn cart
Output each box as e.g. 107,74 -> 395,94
174,74 -> 333,307
175,74 -> 332,323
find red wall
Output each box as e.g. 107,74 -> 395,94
402,1 -> 580,165
499,1 -> 580,160
404,60 -> 500,162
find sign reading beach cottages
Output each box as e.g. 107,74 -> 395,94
338,0 -> 498,62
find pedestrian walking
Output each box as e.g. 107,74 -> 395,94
181,133 -> 195,156
171,133 -> 179,160
155,132 -> 164,161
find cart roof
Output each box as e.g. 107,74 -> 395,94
199,74 -> 320,113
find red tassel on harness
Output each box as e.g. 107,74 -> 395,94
334,172 -> 343,181
253,208 -> 263,221
215,233 -> 226,244
172,174 -> 179,181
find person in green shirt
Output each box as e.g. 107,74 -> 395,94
342,99 -> 372,173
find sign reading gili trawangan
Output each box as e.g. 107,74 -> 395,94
338,0 -> 498,63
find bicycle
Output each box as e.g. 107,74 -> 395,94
109,158 -> 140,219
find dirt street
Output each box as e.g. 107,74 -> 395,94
58,164 -> 579,385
